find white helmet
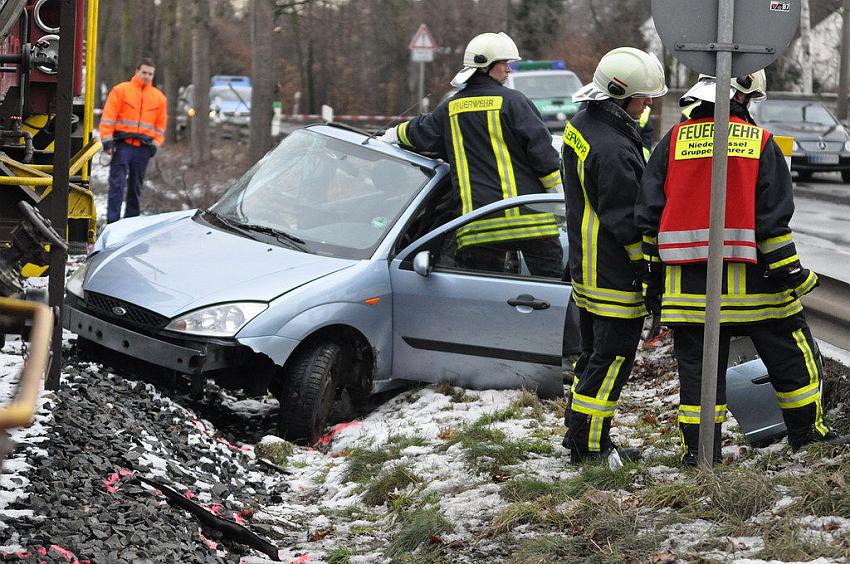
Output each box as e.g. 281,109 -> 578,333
451,32 -> 521,88
573,47 -> 668,102
679,69 -> 767,107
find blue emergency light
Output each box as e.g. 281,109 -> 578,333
509,60 -> 567,71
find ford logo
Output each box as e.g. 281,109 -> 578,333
112,306 -> 128,316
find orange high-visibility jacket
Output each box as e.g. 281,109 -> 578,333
99,74 -> 167,147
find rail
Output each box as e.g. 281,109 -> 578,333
802,274 -> 850,352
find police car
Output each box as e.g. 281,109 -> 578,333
506,60 -> 582,133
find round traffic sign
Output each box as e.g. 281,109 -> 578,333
652,0 -> 800,77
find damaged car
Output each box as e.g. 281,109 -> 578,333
64,123 -> 785,445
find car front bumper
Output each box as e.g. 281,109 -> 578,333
63,304 -> 246,374
791,153 -> 850,173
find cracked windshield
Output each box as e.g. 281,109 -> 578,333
210,129 -> 429,258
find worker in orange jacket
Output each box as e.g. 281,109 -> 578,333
99,58 -> 167,223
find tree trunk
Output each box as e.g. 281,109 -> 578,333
249,0 -> 275,163
800,0 -> 813,93
191,0 -> 211,164
162,0 -> 179,143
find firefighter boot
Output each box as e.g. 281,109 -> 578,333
680,423 -> 722,467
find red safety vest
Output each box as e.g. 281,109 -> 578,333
658,117 -> 770,264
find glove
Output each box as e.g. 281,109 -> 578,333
102,139 -> 114,153
378,126 -> 399,144
642,261 -> 664,315
548,181 -> 564,194
767,263 -> 819,298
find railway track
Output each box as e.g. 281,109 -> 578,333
802,274 -> 850,352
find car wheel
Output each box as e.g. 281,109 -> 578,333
842,170 -> 850,183
277,341 -> 341,443
796,170 -> 813,181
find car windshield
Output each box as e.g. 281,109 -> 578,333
209,129 -> 430,259
511,73 -> 582,99
210,86 -> 252,104
755,100 -> 837,126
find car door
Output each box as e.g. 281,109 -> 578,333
389,194 -> 571,398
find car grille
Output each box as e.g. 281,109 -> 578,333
84,292 -> 170,330
799,141 -> 843,152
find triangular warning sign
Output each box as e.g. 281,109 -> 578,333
409,23 -> 437,50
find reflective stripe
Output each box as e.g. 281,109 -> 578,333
660,244 -> 757,263
793,270 -> 818,297
768,254 -> 799,270
570,392 -> 617,417
449,114 -> 473,215
100,118 -> 115,125
572,292 -> 646,318
661,301 -> 804,324
539,170 -> 561,189
663,289 -> 797,307
658,228 -> 755,245
456,217 -> 560,248
571,282 -> 643,304
580,173 -> 599,287
775,381 -> 819,409
758,233 -> 793,254
625,241 -> 642,262
448,95 -> 502,116
667,265 -> 682,295
727,263 -> 746,295
397,121 -> 411,146
487,109 -> 519,212
678,403 -> 727,424
794,324 -> 831,433
590,354 -> 626,454
643,234 -> 657,244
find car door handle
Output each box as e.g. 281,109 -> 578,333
507,297 -> 550,310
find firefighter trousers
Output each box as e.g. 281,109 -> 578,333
673,312 -> 830,460
563,308 -> 643,454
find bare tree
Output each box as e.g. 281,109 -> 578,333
249,0 -> 275,163
162,0 -> 180,143
191,0 -> 211,164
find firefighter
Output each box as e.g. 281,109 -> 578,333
99,57 -> 167,224
379,32 -> 563,277
561,47 -> 668,464
635,71 -> 848,466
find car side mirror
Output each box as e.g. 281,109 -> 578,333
413,250 -> 432,277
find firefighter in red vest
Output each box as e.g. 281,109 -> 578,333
636,71 -> 848,465
561,47 -> 667,464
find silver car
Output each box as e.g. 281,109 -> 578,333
64,124 -> 783,445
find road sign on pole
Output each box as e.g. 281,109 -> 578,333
409,24 -> 438,113
652,0 -> 800,469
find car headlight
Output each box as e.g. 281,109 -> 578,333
165,302 -> 267,337
844,140 -> 850,152
792,140 -> 801,152
65,260 -> 89,298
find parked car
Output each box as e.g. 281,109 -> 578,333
63,123 -> 784,445
210,82 -> 251,127
750,98 -> 850,182
506,60 -> 582,133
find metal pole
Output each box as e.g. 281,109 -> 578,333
837,0 -> 850,120
418,61 -> 425,114
698,0 -> 734,469
47,0 -> 78,390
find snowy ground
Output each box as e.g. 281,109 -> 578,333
2,324 -> 850,562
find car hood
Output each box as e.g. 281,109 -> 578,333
85,215 -> 354,318
764,121 -> 849,142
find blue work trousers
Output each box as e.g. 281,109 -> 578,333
107,142 -> 153,223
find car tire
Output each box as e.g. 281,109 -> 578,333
842,170 -> 850,183
277,342 -> 341,444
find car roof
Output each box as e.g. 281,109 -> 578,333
304,123 -> 444,171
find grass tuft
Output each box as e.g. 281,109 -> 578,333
325,547 -> 353,564
442,416 -> 553,475
384,507 -> 453,558
341,434 -> 428,483
361,463 -> 419,506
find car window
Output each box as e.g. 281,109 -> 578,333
432,201 -> 567,281
210,86 -> 252,103
755,101 -> 837,126
511,73 -> 582,99
210,129 -> 430,259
